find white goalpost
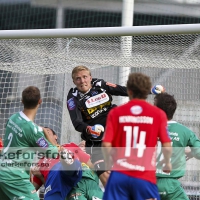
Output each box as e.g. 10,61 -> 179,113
0,24 -> 200,197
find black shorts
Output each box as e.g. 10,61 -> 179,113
86,140 -> 106,177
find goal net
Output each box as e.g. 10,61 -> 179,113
0,25 -> 200,198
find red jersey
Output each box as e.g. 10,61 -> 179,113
33,142 -> 90,186
103,99 -> 171,184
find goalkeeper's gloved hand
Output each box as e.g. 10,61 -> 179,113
151,85 -> 165,95
86,124 -> 105,138
60,149 -> 74,165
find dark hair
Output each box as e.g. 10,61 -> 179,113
126,73 -> 151,99
22,86 -> 41,109
44,127 -> 56,136
154,93 -> 177,120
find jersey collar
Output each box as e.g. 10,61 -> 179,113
19,111 -> 30,122
79,88 -> 91,98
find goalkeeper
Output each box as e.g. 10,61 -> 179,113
67,65 -> 164,186
154,93 -> 200,200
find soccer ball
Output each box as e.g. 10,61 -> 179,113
151,85 -> 165,94
93,124 -> 104,133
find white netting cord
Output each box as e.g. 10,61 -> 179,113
0,34 -> 200,74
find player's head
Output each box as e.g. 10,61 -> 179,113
154,93 -> 177,120
72,65 -> 92,93
22,86 -> 41,109
44,127 -> 58,145
126,73 -> 151,100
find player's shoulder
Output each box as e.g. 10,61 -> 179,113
91,78 -> 105,87
169,121 -> 192,132
9,111 -> 39,133
92,78 -> 118,88
8,112 -> 22,123
68,87 -> 79,97
25,122 -> 43,136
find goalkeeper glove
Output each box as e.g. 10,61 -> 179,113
86,124 -> 105,138
151,85 -> 165,95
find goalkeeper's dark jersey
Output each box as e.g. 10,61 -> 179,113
67,78 -> 127,141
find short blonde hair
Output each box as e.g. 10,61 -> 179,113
72,66 -> 91,79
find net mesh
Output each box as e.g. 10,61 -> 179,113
1,34 -> 200,75
0,33 -> 200,198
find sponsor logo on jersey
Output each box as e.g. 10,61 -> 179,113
91,108 -> 108,118
106,82 -> 116,87
87,101 -> 110,114
85,93 -> 109,108
36,137 -> 49,148
31,189 -> 36,193
44,185 -> 51,195
67,97 -> 76,110
91,91 -> 98,96
117,159 -> 145,171
119,116 -> 153,124
130,105 -> 143,115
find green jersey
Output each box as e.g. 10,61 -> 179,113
81,163 -> 99,184
0,111 -> 58,182
156,121 -> 200,179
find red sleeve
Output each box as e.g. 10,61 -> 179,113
62,143 -> 90,163
76,148 -> 90,163
158,110 -> 171,143
0,138 -> 3,150
102,108 -> 115,143
33,175 -> 43,187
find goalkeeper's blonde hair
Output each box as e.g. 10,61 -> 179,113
72,65 -> 91,80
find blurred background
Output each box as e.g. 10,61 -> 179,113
1,0 -> 200,29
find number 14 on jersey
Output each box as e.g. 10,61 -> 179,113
124,126 -> 146,158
